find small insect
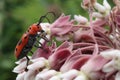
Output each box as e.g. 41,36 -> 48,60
14,12 -> 55,69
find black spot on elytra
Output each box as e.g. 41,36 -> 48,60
24,36 -> 27,39
16,48 -> 17,51
18,40 -> 22,45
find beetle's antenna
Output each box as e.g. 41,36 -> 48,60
37,12 -> 56,25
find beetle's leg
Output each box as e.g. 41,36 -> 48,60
34,44 -> 43,49
33,39 -> 42,48
40,32 -> 49,42
37,12 -> 56,25
36,40 -> 43,47
41,36 -> 49,42
30,50 -> 33,54
35,36 -> 44,48
34,42 -> 48,52
25,56 -> 30,71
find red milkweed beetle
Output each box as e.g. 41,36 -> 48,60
15,12 -> 55,70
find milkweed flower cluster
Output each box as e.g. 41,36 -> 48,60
13,0 -> 120,80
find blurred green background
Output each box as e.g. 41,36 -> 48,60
0,0 -> 114,80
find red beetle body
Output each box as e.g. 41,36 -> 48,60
14,12 -> 55,70
15,12 -> 55,62
15,33 -> 29,59
15,24 -> 43,60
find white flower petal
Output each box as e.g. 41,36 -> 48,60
74,15 -> 88,24
103,0 -> 111,10
49,76 -> 61,80
15,57 -> 30,64
24,70 -> 37,80
102,60 -> 116,72
35,70 -> 57,80
16,72 -> 26,80
56,35 -> 70,41
39,23 -> 51,43
13,60 -> 27,73
113,58 -> 120,70
62,79 -> 69,80
74,71 -> 89,80
115,71 -> 120,80
100,49 -> 120,60
39,34 -> 51,44
27,60 -> 46,70
31,57 -> 46,62
101,49 -> 120,72
94,3 -> 106,13
60,69 -> 79,79
92,12 -> 103,18
40,23 -> 51,34
74,76 -> 87,80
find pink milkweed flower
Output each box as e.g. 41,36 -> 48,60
13,57 -> 29,73
35,70 -> 57,80
16,72 -> 26,80
32,42 -> 56,59
74,15 -> 88,24
48,41 -> 73,71
60,69 -> 79,80
24,70 -> 38,80
93,0 -> 111,16
60,51 -> 91,72
81,55 -> 109,80
50,14 -> 80,41
74,71 -> 89,80
108,5 -> 120,49
27,57 -> 47,71
13,0 -> 120,79
73,29 -> 94,43
81,0 -> 96,10
50,13 -> 73,36
100,49 -> 120,80
112,6 -> 120,27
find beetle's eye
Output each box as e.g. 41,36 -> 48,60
37,26 -> 39,28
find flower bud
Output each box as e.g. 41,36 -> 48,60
92,12 -> 103,18
16,72 -> 26,80
27,60 -> 46,70
74,15 -> 88,24
30,57 -> 46,62
115,72 -> 120,80
60,69 -> 79,79
24,70 -> 36,80
94,2 -> 106,13
100,50 -> 120,60
49,77 -> 60,80
40,23 -> 51,34
74,71 -> 89,80
35,70 -> 57,80
13,60 -> 27,73
102,60 -> 115,73
103,0 -> 111,10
